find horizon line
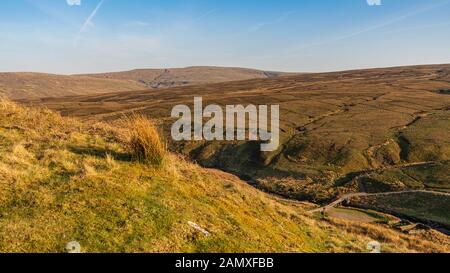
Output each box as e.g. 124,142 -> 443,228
1,62 -> 450,76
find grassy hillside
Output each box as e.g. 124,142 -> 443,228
0,73 -> 146,100
79,66 -> 291,89
0,100 -> 448,253
38,64 -> 450,203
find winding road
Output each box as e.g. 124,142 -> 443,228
310,190 -> 450,213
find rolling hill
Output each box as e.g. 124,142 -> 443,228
78,66 -> 292,89
1,67 -> 291,100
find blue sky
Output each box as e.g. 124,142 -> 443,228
1,0 -> 450,74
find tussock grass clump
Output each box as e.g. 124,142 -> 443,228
125,115 -> 166,167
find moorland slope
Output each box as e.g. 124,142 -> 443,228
2,100 -> 448,252
37,65 -> 450,202
78,66 -> 291,89
0,72 -> 146,100
2,67 -> 290,100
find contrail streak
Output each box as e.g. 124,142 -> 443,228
284,0 -> 450,57
75,0 -> 105,44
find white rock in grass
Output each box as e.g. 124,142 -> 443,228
188,221 -> 211,237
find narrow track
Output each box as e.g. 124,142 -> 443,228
310,190 -> 450,213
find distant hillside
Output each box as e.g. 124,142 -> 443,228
78,66 -> 292,89
0,72 -> 147,100
38,64 -> 450,206
1,67 -> 292,100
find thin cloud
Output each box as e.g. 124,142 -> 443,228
124,21 -> 150,28
248,10 -> 296,33
194,8 -> 218,22
285,0 -> 450,57
385,21 -> 450,34
27,0 -> 78,27
338,1 -> 449,40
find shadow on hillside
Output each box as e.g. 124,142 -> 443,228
68,145 -> 132,162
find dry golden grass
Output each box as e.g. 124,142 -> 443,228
125,115 -> 166,167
